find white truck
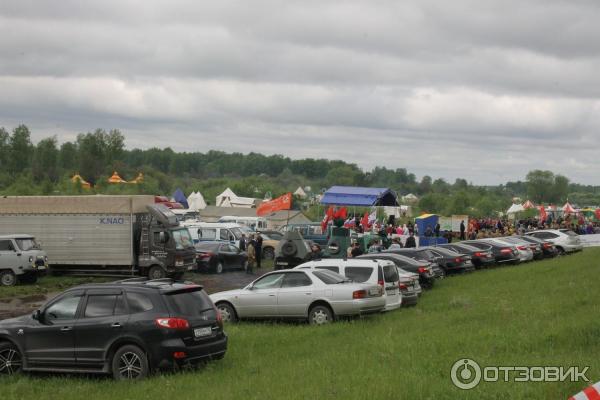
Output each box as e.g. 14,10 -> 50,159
0,195 -> 196,278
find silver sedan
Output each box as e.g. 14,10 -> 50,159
210,269 -> 385,325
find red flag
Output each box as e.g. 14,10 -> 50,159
360,211 -> 369,229
334,206 -> 347,220
321,206 -> 334,231
595,209 -> 600,220
539,204 -> 547,222
256,192 -> 292,216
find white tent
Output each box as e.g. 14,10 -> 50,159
294,186 -> 307,198
215,188 -> 258,208
187,191 -> 207,210
507,203 -> 525,214
215,188 -> 237,207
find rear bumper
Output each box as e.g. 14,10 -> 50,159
153,333 -> 228,369
331,298 -> 386,316
401,292 -> 419,306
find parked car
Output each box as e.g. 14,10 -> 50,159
356,253 -> 436,289
500,236 -> 543,260
181,221 -> 244,244
396,268 -> 421,306
480,238 -> 534,262
386,248 -> 472,275
525,229 -> 583,254
257,233 -> 280,260
258,230 -> 284,241
280,223 -> 328,246
0,235 -> 48,286
0,278 -> 227,379
462,240 -> 520,264
295,258 -> 403,311
438,243 -> 494,269
210,269 -> 385,324
195,241 -> 248,274
517,235 -> 558,258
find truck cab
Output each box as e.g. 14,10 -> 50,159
0,234 -> 48,286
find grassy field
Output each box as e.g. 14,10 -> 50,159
3,249 -> 600,399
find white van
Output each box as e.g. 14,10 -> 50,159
171,209 -> 200,222
181,221 -> 244,244
294,259 -> 402,311
218,216 -> 267,231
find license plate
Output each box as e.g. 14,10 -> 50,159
37,265 -> 46,270
369,288 -> 380,296
194,327 -> 212,337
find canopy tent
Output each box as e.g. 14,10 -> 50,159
71,174 -> 91,189
522,200 -> 535,209
507,203 -> 525,214
415,214 -> 438,236
320,186 -> 398,207
562,202 -> 576,214
172,188 -> 189,209
187,191 -> 207,210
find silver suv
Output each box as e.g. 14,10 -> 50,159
0,235 -> 48,286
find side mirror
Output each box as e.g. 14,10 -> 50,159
32,309 -> 42,321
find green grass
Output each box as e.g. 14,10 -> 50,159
3,250 -> 600,399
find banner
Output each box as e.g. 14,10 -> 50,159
256,192 -> 292,216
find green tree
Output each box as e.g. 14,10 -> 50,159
0,127 -> 9,170
59,141 -> 78,172
526,170 -> 555,203
9,124 -> 33,174
32,136 -> 59,182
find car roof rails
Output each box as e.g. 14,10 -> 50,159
113,277 -> 149,284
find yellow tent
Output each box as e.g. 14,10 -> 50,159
108,171 -> 127,184
71,174 -> 91,189
129,172 -> 144,184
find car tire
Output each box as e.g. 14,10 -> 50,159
262,247 -> 275,260
215,262 -> 224,274
112,345 -> 149,381
281,241 -> 297,257
0,342 -> 23,375
308,305 -> 334,325
556,247 -> 566,256
148,266 -> 166,280
0,271 -> 17,287
216,302 -> 238,323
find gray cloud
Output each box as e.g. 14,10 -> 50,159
1,0 -> 600,185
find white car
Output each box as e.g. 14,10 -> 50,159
526,229 -> 583,254
481,238 -> 534,262
294,258 -> 403,311
210,269 -> 385,325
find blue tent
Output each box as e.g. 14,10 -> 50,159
172,188 -> 189,209
415,214 -> 438,236
320,186 -> 398,207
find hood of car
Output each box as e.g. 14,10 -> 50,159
209,288 -> 247,300
0,314 -> 31,328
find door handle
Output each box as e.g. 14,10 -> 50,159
111,322 -> 122,328
268,294 -> 276,297
60,326 -> 72,332
305,293 -> 312,295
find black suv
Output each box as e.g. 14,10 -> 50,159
0,278 -> 227,380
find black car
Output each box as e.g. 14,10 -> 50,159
357,253 -> 436,289
195,241 -> 248,274
462,240 -> 520,264
438,243 -> 495,269
386,248 -> 473,275
0,278 -> 227,379
517,235 -> 558,258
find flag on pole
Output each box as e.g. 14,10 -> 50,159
569,381 -> 600,400
321,206 -> 334,231
360,211 -> 369,230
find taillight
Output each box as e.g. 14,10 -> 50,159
399,283 -> 407,290
155,317 -> 190,330
474,252 -> 483,257
517,245 -> 527,251
173,351 -> 186,359
377,279 -> 384,287
417,267 -> 427,273
500,248 -> 512,254
543,243 -> 552,249
454,257 -> 462,263
353,290 -> 367,299
216,309 -> 223,329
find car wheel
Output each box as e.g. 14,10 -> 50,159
556,247 -> 566,255
148,266 -> 166,280
0,271 -> 17,287
308,305 -> 333,325
262,247 -> 275,260
112,345 -> 149,381
215,262 -> 224,274
281,241 -> 297,257
216,302 -> 238,323
0,342 -> 22,375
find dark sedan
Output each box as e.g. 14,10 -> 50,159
382,249 -> 446,279
516,235 -> 558,258
438,243 -> 495,269
386,248 -> 474,275
462,240 -> 520,265
357,253 -> 437,289
195,241 -> 248,274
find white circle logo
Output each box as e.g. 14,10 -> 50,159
451,358 -> 482,390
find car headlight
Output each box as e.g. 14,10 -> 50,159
29,256 -> 33,262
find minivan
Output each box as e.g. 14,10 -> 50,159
181,222 -> 244,244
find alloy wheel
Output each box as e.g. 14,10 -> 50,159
0,348 -> 22,375
118,352 -> 143,379
311,309 -> 330,325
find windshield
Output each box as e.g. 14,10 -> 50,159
559,229 -> 578,236
312,270 -> 350,284
172,229 -> 193,249
231,228 -> 243,240
15,238 -> 40,251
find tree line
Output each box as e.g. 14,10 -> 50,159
0,124 -> 597,217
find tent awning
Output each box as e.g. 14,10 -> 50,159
320,186 -> 398,207
507,203 -> 525,214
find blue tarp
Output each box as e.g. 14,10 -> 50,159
172,188 -> 189,209
320,186 -> 398,207
415,214 -> 438,236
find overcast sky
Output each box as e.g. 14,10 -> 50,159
1,1 -> 599,185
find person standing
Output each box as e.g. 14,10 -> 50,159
460,220 -> 466,240
246,235 -> 256,274
405,232 -> 416,248
239,234 -> 247,251
434,223 -> 441,237
254,233 -> 263,268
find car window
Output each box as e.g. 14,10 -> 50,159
313,270 -> 348,284
220,230 -> 229,241
0,240 -> 14,251
315,266 -> 340,273
114,295 -> 127,315
164,289 -> 214,316
45,293 -> 82,321
126,292 -> 154,313
84,294 -> 118,318
345,267 -> 374,283
253,273 -> 285,289
383,265 -> 399,282
560,230 -> 577,237
200,228 -> 217,240
281,272 -> 312,288
15,238 -> 39,251
219,244 -> 229,252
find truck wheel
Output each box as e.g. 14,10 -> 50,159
148,266 -> 166,280
0,271 -> 17,287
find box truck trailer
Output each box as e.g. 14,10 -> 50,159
0,195 -> 196,278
